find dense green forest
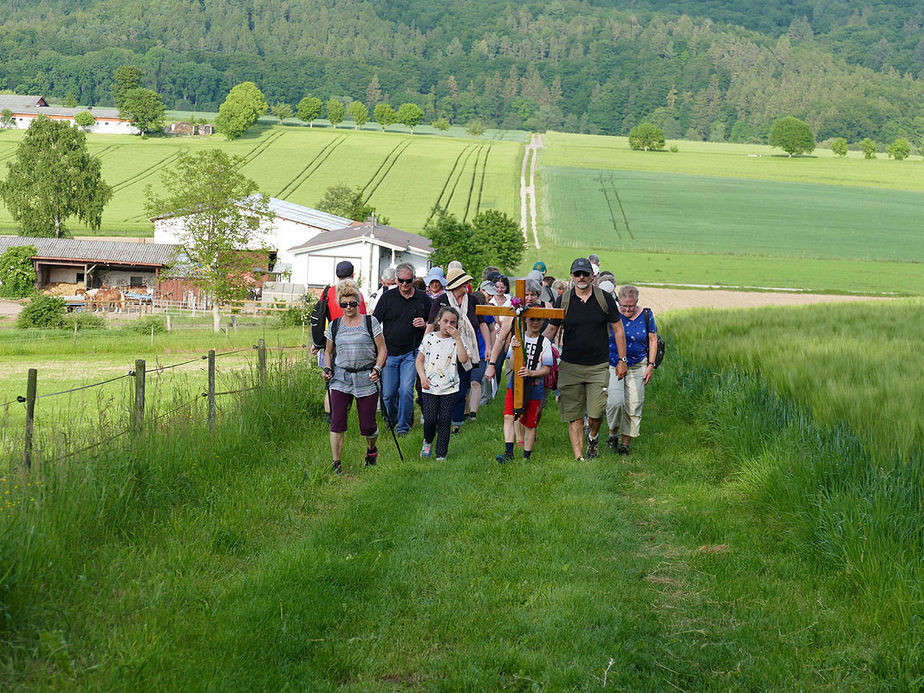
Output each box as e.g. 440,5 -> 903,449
1,0 -> 922,143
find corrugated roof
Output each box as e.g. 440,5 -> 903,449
262,197 -> 353,229
0,236 -> 181,266
0,95 -> 46,110
288,222 -> 432,254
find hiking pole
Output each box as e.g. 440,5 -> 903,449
376,380 -> 404,461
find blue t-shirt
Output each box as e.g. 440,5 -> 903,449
610,310 -> 656,366
477,314 -> 494,359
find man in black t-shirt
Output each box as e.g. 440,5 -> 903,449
373,262 -> 432,435
542,257 -> 627,461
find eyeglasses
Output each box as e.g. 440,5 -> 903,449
339,301 -> 359,308
396,277 -> 414,284
619,302 -> 637,310
572,271 -> 591,278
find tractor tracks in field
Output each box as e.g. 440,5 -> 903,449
597,173 -> 634,241
275,135 -> 346,200
111,151 -> 180,195
520,133 -> 542,249
239,130 -> 285,168
426,142 -> 493,225
362,139 -> 412,204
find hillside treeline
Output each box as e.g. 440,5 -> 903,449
1,0 -> 923,143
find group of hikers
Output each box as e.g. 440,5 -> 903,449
312,254 -> 660,473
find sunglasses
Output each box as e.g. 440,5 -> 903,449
572,271 -> 591,278
339,301 -> 359,308
396,277 -> 414,284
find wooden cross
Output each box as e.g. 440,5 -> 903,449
475,278 -> 564,412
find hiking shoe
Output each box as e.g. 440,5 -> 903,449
331,460 -> 342,474
617,444 -> 631,456
452,425 -> 461,434
467,412 -> 477,420
496,451 -> 513,464
435,456 -> 446,461
607,435 -> 620,451
364,447 -> 378,467
421,442 -> 432,458
586,435 -> 599,459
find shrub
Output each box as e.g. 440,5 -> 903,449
277,298 -> 314,328
16,294 -> 66,328
859,138 -> 877,159
432,116 -> 451,131
887,138 -> 911,161
628,122 -> 665,151
831,137 -> 848,157
124,315 -> 168,334
669,143 -> 679,153
62,312 -> 105,330
0,244 -> 37,298
466,120 -> 486,137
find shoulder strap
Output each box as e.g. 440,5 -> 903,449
643,307 -> 652,333
593,286 -> 609,315
365,314 -> 378,356
330,316 -> 342,344
561,288 -> 572,315
530,334 -> 544,371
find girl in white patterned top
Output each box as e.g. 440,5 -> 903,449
416,306 -> 469,460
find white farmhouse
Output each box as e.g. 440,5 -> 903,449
152,197 -> 353,280
0,95 -> 139,134
288,219 -> 432,297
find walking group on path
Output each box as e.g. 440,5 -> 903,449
313,254 -> 660,472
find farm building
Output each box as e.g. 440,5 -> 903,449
0,95 -> 139,134
288,219 -> 432,297
0,236 -> 180,292
152,197 -> 353,278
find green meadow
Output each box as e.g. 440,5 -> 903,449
0,125 -> 523,237
1,300 -> 922,688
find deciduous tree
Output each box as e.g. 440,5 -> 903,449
374,103 -> 397,131
887,137 -> 910,160
628,122 -> 665,151
145,150 -> 273,302
425,210 -> 524,276
118,87 -> 167,134
466,119 -> 485,137
397,102 -> 424,133
0,244 -> 37,297
0,117 -> 112,237
859,137 -> 877,159
215,81 -> 267,140
271,102 -> 293,124
432,116 -> 450,131
831,137 -> 848,157
769,116 -> 815,156
296,96 -> 322,127
347,100 -> 368,129
316,183 -> 388,224
326,99 -> 345,128
0,109 -> 13,128
112,65 -> 143,108
74,111 -> 95,130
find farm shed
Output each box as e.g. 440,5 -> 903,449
0,95 -> 139,134
288,220 -> 432,298
0,236 -> 181,291
152,197 -> 352,277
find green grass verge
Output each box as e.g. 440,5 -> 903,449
1,302 -> 921,688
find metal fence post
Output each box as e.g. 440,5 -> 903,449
208,350 -> 216,430
258,338 -> 267,385
24,369 -> 37,469
134,359 -> 145,436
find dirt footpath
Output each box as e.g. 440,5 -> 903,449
638,287 -> 887,313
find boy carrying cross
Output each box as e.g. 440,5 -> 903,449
485,312 -> 554,462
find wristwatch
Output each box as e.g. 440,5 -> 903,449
619,356 -> 628,363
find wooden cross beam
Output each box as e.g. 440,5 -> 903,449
475,278 -> 563,411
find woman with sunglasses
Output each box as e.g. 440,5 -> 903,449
322,279 -> 387,474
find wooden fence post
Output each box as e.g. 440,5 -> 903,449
258,339 -> 267,384
24,369 -> 37,469
213,302 -> 220,333
208,350 -> 216,430
134,359 -> 145,436
166,314 -> 172,332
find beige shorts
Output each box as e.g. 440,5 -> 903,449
557,360 -> 610,422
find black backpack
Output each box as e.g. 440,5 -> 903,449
328,314 -> 377,371
642,308 -> 665,369
309,285 -> 332,348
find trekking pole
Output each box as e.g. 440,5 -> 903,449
376,380 -> 404,461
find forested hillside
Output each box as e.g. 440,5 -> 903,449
1,0 -> 922,143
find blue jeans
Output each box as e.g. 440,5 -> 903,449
382,351 -> 418,434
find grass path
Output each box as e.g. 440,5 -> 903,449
29,369 -> 892,690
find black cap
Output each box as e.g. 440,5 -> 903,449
570,257 -> 593,274
335,260 -> 354,278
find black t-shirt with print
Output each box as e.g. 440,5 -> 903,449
549,289 -> 620,366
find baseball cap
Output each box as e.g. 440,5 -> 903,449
533,261 -> 547,274
570,257 -> 593,275
335,260 -> 354,278
478,280 -> 498,295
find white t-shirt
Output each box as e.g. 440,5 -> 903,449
419,332 -> 461,395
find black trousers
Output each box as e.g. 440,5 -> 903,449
422,392 -> 455,458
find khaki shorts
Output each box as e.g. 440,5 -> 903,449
557,360 -> 610,422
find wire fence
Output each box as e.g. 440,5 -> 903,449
3,339 -> 312,469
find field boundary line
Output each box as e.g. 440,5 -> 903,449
364,140 -> 412,203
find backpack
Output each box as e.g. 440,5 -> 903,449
531,334 -> 560,391
309,285 -> 332,348
642,308 -> 665,369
